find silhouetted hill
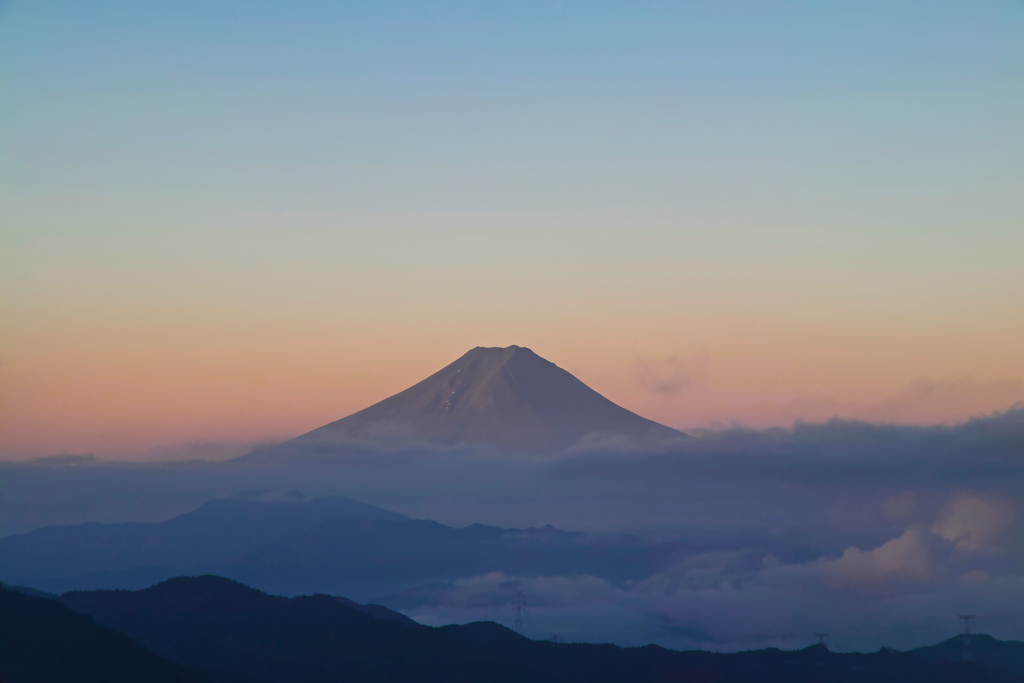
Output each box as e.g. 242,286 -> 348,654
247,346 -> 684,456
912,634 -> 1024,676
59,576 -> 1021,683
0,583 -> 242,683
3,500 -> 675,599
332,595 -> 418,624
0,580 -> 59,600
0,496 -> 407,591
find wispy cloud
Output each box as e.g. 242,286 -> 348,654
634,353 -> 709,396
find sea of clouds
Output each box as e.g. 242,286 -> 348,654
2,406 -> 1022,651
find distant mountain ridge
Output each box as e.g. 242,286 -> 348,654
0,496 -> 408,590
249,346 -> 684,457
6,576 -> 1022,683
53,576 -> 1023,683
0,496 -> 676,599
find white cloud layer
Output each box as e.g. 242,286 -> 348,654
391,490 -> 1022,652
931,493 -> 1015,551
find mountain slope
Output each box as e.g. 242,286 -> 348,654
912,635 -> 1024,676
255,345 -> 684,456
0,496 -> 407,589
2,500 -> 675,599
60,576 -> 1020,683
0,584 -> 237,683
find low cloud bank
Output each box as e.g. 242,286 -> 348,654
388,492 -> 1023,652
3,407 -> 1023,652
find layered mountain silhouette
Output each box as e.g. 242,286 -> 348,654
7,573 -> 1024,683
250,345 -> 684,457
0,583 -> 239,683
47,576 -> 1024,683
0,496 -> 408,588
0,496 -> 678,599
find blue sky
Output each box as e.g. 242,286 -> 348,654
2,1 -> 1023,456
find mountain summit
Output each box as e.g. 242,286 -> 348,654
282,346 -> 684,455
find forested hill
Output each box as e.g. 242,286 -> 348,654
57,575 -> 1022,683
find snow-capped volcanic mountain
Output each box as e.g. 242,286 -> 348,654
256,346 -> 684,456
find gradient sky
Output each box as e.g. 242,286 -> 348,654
2,1 -> 1023,459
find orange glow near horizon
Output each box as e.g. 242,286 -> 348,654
3,3 -> 1022,460
3,279 -> 1023,459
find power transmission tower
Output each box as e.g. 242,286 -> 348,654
512,591 -> 526,636
959,615 -> 976,662
813,632 -> 829,648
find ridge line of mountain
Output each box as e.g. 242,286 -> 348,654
24,575 -> 1024,683
244,345 -> 686,458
